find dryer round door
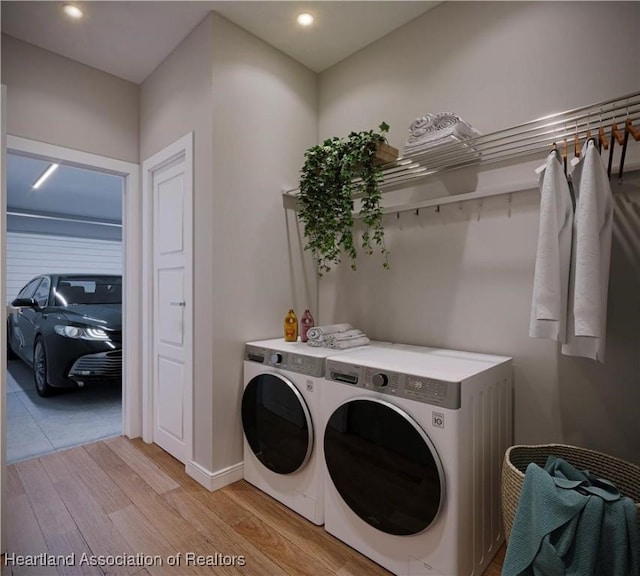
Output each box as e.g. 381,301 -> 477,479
324,397 -> 445,536
242,373 -> 314,475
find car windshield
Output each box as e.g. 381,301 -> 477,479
54,276 -> 122,306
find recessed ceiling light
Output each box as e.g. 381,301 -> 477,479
63,4 -> 83,19
33,164 -> 59,189
297,13 -> 314,27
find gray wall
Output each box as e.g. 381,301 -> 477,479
4,1 -> 636,474
140,14 -> 216,471
316,1 -> 640,464
209,13 -> 317,472
1,35 -> 139,163
140,13 -> 317,473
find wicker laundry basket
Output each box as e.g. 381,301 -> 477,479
502,444 -> 640,541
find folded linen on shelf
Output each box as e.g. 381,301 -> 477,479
403,112 -> 481,158
306,323 -> 353,342
329,336 -> 370,350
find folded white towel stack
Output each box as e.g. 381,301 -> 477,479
306,323 -> 352,343
329,336 -> 370,350
403,112 -> 481,158
325,329 -> 364,346
306,324 -> 370,350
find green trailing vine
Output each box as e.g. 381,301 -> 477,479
298,122 -> 391,276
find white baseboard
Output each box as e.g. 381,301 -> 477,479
186,460 -> 244,491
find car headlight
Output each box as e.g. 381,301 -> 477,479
54,325 -> 110,341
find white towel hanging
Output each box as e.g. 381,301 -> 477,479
529,150 -> 574,343
562,140 -> 613,363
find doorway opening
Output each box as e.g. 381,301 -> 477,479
3,136 -> 141,464
6,152 -> 124,463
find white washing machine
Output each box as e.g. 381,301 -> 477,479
322,344 -> 513,576
242,338 -> 380,525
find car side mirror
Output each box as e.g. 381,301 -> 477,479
11,297 -> 38,308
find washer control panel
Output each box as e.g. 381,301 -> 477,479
365,368 -> 399,391
326,359 -> 461,409
245,345 -> 325,377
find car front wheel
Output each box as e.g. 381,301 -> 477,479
34,337 -> 54,397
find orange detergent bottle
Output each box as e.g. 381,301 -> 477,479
284,309 -> 298,342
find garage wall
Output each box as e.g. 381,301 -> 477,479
6,214 -> 121,242
6,232 -> 122,302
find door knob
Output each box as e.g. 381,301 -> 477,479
169,301 -> 186,307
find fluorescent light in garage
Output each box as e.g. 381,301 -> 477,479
32,163 -> 59,189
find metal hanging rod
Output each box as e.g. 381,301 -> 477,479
283,89 -> 640,205
373,92 -> 640,192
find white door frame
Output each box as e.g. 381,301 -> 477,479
5,136 -> 141,439
141,133 -> 193,463
1,84 -> 7,554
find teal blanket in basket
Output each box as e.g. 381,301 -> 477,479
502,455 -> 640,576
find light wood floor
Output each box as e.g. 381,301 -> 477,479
3,437 -> 505,576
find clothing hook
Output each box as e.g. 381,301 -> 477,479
608,112 -> 618,179
598,108 -> 609,151
618,109 -> 631,184
611,112 -> 624,145
415,208 -> 420,216
551,137 -> 561,163
435,205 -> 440,213
623,99 -> 640,141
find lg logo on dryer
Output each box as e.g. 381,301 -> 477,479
432,412 -> 445,429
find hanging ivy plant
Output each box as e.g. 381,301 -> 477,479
298,122 -> 392,276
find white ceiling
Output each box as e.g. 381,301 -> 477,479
1,1 -> 440,83
7,153 -> 123,223
2,1 -> 439,220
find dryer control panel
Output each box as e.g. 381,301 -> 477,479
245,345 -> 326,378
326,359 -> 461,409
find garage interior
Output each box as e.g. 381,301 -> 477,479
6,152 -> 124,463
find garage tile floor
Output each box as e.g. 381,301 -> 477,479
6,359 -> 122,464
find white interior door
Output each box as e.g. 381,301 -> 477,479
143,134 -> 193,464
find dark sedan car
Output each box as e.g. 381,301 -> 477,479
7,274 -> 122,396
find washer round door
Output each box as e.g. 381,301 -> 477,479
242,373 -> 313,475
324,398 -> 445,536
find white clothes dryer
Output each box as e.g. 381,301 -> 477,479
322,344 -> 513,576
243,338 -> 375,525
